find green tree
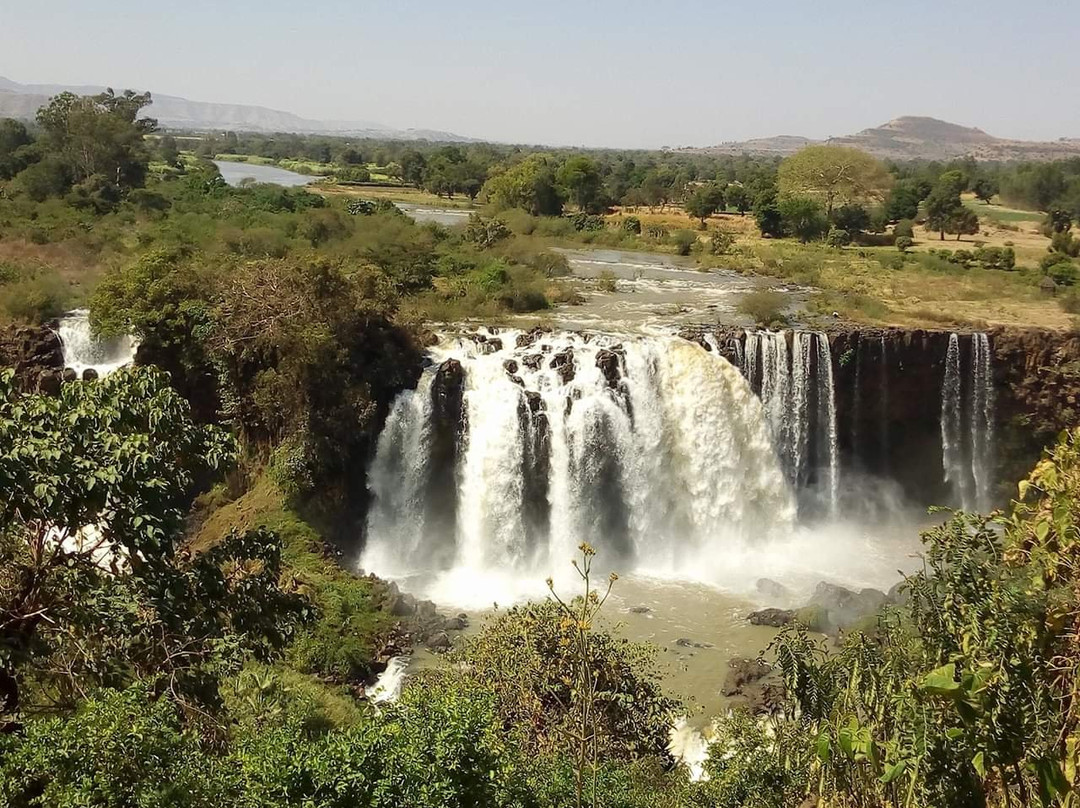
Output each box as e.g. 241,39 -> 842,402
157,134 -> 179,166
725,183 -> 751,214
0,119 -> 33,180
481,154 -> 564,216
35,89 -> 156,191
557,155 -> 603,213
777,145 -> 892,217
399,150 -> 426,188
885,179 -> 927,221
684,183 -> 726,225
972,176 -> 999,203
778,196 -> 829,242
754,201 -> 784,238
0,367 -> 233,718
945,206 -> 980,240
831,202 -> 870,234
925,185 -> 964,241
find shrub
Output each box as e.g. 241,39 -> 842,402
825,227 -> 851,247
222,226 -> 290,258
1051,230 -> 1080,257
671,229 -> 697,256
597,269 -> 618,292
973,245 -> 1016,271
498,208 -> 538,235
894,219 -> 915,238
1046,259 -> 1079,286
449,597 -> 678,761
621,216 -> 642,234
463,214 -> 512,249
346,198 -> 377,215
528,251 -> 571,277
569,212 -> 605,232
895,235 -> 913,253
0,687 -> 230,807
709,229 -> 735,255
737,289 -> 789,327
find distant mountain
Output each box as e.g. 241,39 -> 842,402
0,77 -> 473,142
697,116 -> 1080,162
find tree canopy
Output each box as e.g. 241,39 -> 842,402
777,145 -> 891,216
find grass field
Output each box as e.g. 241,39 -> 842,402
316,183 -> 478,209
963,196 -> 1044,225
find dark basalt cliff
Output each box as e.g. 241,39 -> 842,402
0,323 -> 65,391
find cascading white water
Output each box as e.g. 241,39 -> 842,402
57,310 -> 136,376
740,330 -> 839,511
970,333 -> 995,511
362,330 -> 796,599
815,335 -> 839,515
941,333 -> 969,507
940,332 -> 995,511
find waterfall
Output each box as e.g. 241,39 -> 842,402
970,333 -> 995,511
362,331 -> 796,587
57,310 -> 136,377
815,335 -> 839,515
740,330 -> 839,511
941,333 -> 968,507
940,332 -> 995,511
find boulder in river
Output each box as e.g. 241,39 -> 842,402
722,657 -> 785,715
747,607 -> 795,627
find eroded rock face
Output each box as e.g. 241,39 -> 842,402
0,324 -> 64,391
595,348 -> 622,389
550,347 -> 575,384
427,359 -> 468,551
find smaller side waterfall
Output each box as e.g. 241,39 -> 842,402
57,310 -> 136,377
940,332 -> 995,511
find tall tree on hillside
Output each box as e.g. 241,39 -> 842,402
777,145 -> 891,217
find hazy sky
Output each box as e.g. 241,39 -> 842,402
2,0 -> 1077,148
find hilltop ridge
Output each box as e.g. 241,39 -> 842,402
0,76 -> 473,142
696,115 -> 1080,161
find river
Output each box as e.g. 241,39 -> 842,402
213,159 -> 316,187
